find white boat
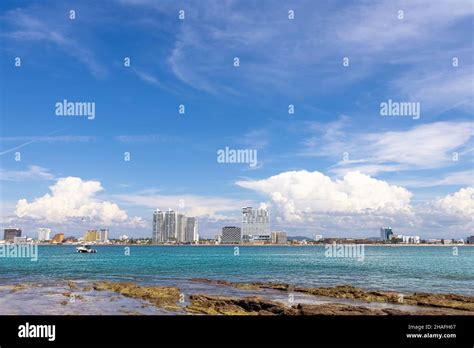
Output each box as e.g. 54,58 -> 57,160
76,245 -> 97,253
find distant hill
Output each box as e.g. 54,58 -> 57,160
367,237 -> 382,241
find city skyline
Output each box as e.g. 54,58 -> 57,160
152,209 -> 198,243
3,219 -> 471,244
0,0 -> 472,239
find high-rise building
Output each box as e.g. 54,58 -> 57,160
221,226 -> 241,244
242,207 -> 270,240
177,213 -> 187,243
83,230 -> 99,242
3,228 -> 21,241
37,228 -> 51,241
99,229 -> 109,243
467,236 -> 474,244
314,234 -> 323,242
164,210 -> 177,242
380,227 -> 393,241
271,231 -> 287,244
185,217 -> 198,243
152,209 -> 164,243
153,209 -> 198,244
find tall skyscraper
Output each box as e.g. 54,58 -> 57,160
176,213 -> 187,243
99,229 -> 109,243
380,227 -> 393,241
242,207 -> 270,239
153,209 -> 198,243
152,209 -> 164,243
185,217 -> 198,243
37,228 -> 51,241
164,210 -> 177,242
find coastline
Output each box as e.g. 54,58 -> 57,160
1,278 -> 473,316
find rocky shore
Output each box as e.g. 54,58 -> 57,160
2,279 -> 473,315
190,278 -> 474,312
89,279 -> 474,315
92,281 -> 181,310
185,294 -> 415,315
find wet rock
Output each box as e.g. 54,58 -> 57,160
1,284 -> 29,293
295,285 -> 399,303
405,293 -> 474,312
191,278 -> 474,312
185,295 -> 297,315
185,295 -> 420,316
67,281 -> 78,290
295,303 -> 414,315
92,281 -> 181,310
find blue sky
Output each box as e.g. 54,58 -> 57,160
0,0 -> 473,239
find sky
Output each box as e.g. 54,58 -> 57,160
0,0 -> 473,239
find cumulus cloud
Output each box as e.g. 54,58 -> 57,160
435,187 -> 474,219
413,187 -> 474,236
236,170 -> 413,222
15,177 -> 142,225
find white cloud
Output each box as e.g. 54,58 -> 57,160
15,177 -> 143,225
413,187 -> 474,235
0,135 -> 95,143
0,165 -> 55,181
304,120 -> 473,175
335,0 -> 473,52
118,0 -> 472,105
366,122 -> 472,167
392,69 -> 473,114
114,134 -> 184,144
394,170 -> 474,188
0,134 -> 96,156
4,9 -> 106,77
236,170 -> 413,223
435,187 -> 474,219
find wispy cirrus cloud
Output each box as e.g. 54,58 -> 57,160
391,68 -> 474,115
0,165 -> 55,181
0,135 -> 95,143
302,120 -> 473,175
118,0 -> 473,105
393,170 -> 474,188
114,134 -> 185,144
1,8 -> 106,77
333,0 -> 473,52
0,134 -> 96,156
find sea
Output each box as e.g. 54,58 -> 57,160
0,245 -> 473,295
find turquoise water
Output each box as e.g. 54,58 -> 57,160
0,245 -> 473,295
